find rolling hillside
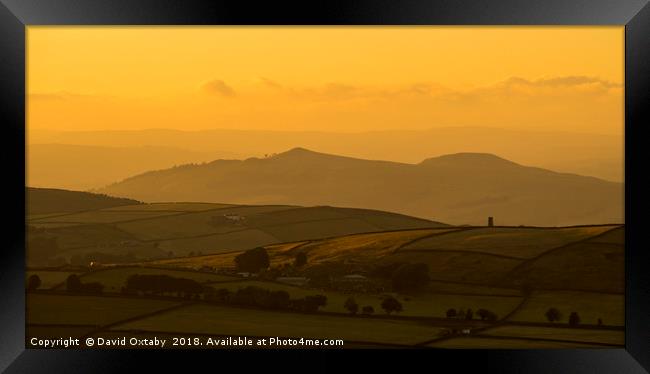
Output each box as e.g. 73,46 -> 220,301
98,148 -> 624,226
26,190 -> 446,266
150,224 -> 623,294
27,187 -> 141,216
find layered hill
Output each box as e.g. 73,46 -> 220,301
26,192 -> 445,265
98,148 -> 623,226
27,187 -> 141,215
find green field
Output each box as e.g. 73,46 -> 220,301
426,280 -> 521,296
387,250 -> 522,284
297,228 -> 457,264
27,294 -> 181,325
507,291 -> 624,326
69,267 -> 239,291
400,226 -> 618,259
26,190 -> 624,348
40,210 -> 181,224
104,202 -> 235,211
113,304 -> 445,345
506,240 -> 624,293
481,325 -> 623,345
27,271 -> 79,289
28,202 -> 446,263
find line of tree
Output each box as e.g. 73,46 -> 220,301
446,308 -> 497,321
204,285 -> 327,313
344,297 -> 376,316
545,307 -> 582,326
65,274 -> 104,294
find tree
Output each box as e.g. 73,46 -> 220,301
597,318 -> 603,326
477,308 -> 498,321
545,307 -> 562,323
27,274 -> 41,291
446,308 -> 457,318
465,308 -> 474,320
344,297 -> 359,315
362,306 -> 374,316
391,263 -> 429,293
569,312 -> 581,326
302,295 -> 328,312
294,252 -> 308,267
381,296 -> 403,314
66,274 -> 82,292
234,247 -> 270,273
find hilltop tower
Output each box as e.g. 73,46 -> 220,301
488,216 -> 494,227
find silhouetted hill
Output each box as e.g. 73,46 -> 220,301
99,148 -> 623,226
27,187 -> 141,215
30,127 -> 624,182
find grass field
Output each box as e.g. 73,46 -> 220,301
40,210 -> 181,224
387,250 -> 522,284
481,325 -> 624,345
104,202 -> 235,211
426,280 -> 521,296
113,304 -> 446,345
506,241 -> 624,293
29,202 -> 446,262
400,226 -> 619,259
298,228 -> 457,264
27,294 -> 181,326
69,267 -> 240,291
507,291 -> 624,326
27,271 -> 78,289
205,279 -> 522,318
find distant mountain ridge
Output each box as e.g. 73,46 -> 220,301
98,148 -> 624,226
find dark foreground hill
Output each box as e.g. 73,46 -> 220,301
98,148 -> 623,226
27,187 -> 141,215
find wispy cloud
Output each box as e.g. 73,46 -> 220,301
200,79 -> 236,97
29,91 -> 99,101
255,75 -> 620,104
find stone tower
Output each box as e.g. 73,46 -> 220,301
488,216 -> 494,227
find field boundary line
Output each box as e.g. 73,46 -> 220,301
80,301 -> 196,340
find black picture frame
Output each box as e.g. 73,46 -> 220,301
1,0 -> 649,372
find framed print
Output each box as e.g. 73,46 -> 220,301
1,0 -> 649,373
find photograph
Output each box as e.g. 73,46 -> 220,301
25,26 -> 625,349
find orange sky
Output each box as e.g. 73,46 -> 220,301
27,26 -> 624,134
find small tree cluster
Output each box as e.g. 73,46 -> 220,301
27,274 -> 41,291
234,247 -> 270,273
545,307 -> 562,323
476,308 -> 498,321
294,252 -> 308,267
66,274 -> 104,294
344,297 -> 359,315
205,285 -> 327,313
446,308 -> 482,320
381,296 -> 403,314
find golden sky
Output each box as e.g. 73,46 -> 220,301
27,26 -> 624,134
